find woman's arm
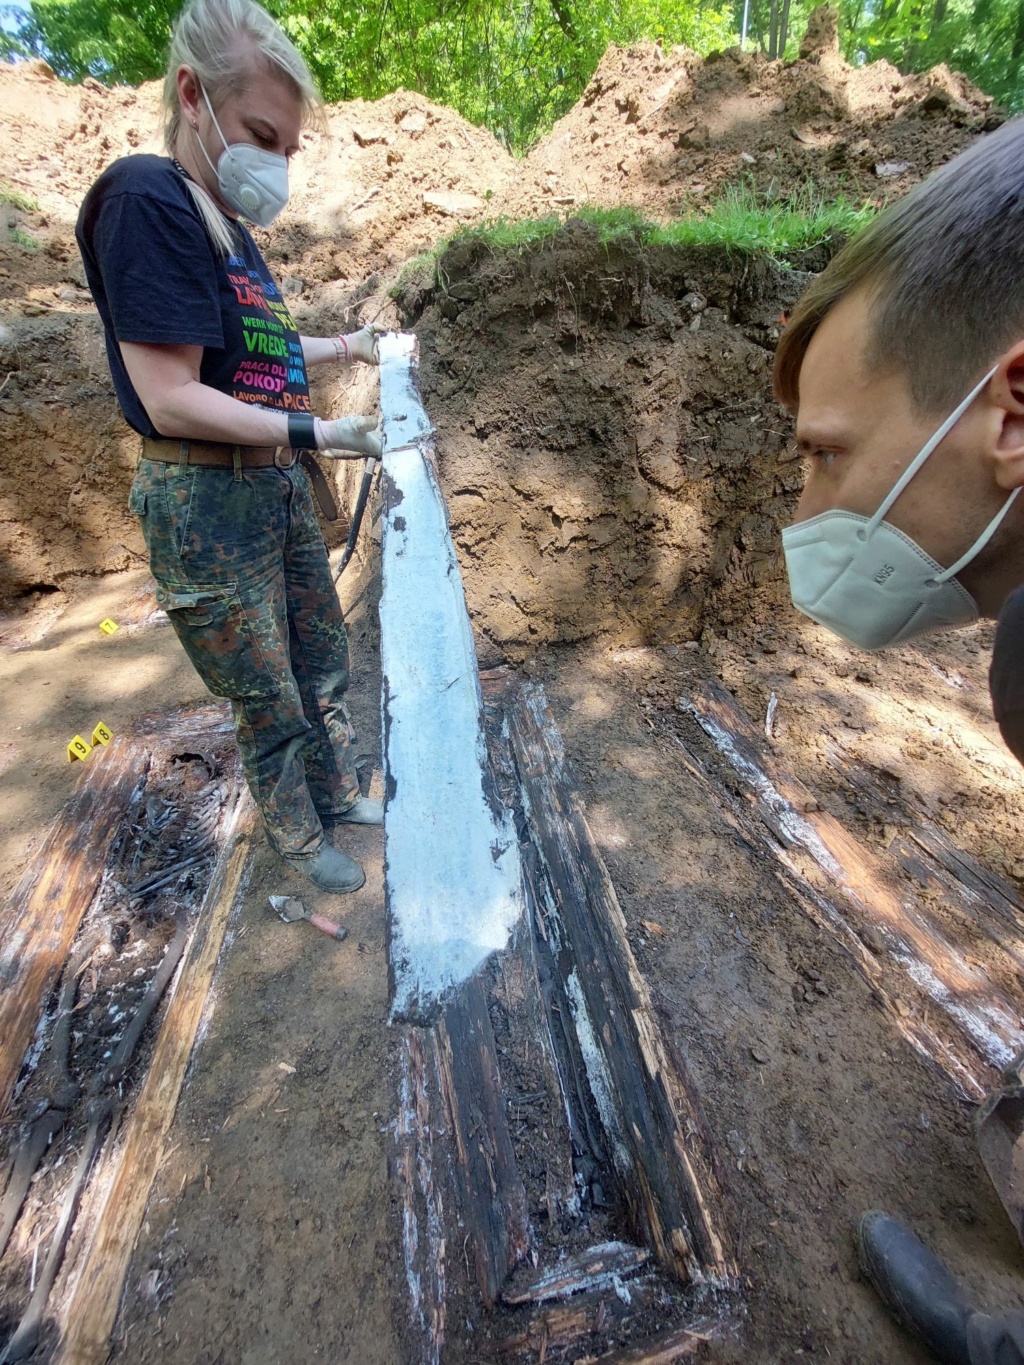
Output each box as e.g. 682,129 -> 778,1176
300,325 -> 383,369
120,340 -> 291,446
299,336 -> 340,368
120,340 -> 381,456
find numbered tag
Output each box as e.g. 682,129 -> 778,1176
68,735 -> 92,763
98,618 -> 119,636
91,721 -> 113,746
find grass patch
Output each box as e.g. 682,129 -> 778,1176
9,228 -> 39,251
392,187 -> 875,299
0,184 -> 39,213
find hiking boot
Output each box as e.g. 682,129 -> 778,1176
283,843 -> 365,894
857,1210 -> 974,1365
336,797 -> 384,826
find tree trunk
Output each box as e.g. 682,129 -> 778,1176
932,0 -> 949,26
549,0 -> 577,41
972,0 -> 994,26
779,0 -> 792,56
1012,0 -> 1024,61
768,0 -> 779,58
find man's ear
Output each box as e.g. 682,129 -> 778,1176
989,341 -> 1024,490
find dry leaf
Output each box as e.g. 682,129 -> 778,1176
641,919 -> 667,938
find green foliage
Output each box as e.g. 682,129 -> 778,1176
268,0 -> 735,151
13,0 -> 177,82
0,183 -> 40,212
9,0 -> 735,150
9,227 -> 39,249
9,0 -> 1023,140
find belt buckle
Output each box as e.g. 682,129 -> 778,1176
274,447 -> 298,470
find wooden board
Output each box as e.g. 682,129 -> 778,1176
431,975 -> 531,1308
54,793 -> 256,1365
508,683 -> 734,1286
0,738 -> 144,1119
678,679 -> 1024,1100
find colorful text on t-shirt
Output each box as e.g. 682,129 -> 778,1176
226,254 -> 310,412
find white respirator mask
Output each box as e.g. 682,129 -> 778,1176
782,364 -> 1021,651
195,86 -> 289,227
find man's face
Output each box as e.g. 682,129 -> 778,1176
791,288 -> 1016,614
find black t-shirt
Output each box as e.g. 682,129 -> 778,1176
991,584 -> 1024,767
75,154 -> 310,437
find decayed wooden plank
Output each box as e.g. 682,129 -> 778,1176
587,1320 -> 724,1363
495,1287 -> 720,1360
396,1030 -> 447,1365
377,332 -> 523,1023
432,975 -> 530,1309
508,683 -> 734,1286
668,714 -> 993,1102
0,740 -> 143,1119
502,1241 -> 650,1306
908,822 -> 1024,924
680,679 -> 1024,1096
821,739 -> 1024,968
54,794 -> 256,1365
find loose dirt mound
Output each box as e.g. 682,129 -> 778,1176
0,32 -> 1001,606
504,35 -> 1000,219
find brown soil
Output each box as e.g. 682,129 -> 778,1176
3,25 -> 1024,1365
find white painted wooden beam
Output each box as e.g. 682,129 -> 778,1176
377,332 -> 524,1022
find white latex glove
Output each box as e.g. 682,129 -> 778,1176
315,415 -> 382,458
341,323 -> 386,366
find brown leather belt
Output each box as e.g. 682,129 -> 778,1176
140,437 -> 338,522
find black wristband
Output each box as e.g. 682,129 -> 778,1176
287,413 -> 318,451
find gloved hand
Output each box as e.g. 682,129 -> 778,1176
340,323 -> 386,366
315,414 -> 382,458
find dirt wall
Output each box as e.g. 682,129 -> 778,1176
395,228 -> 807,661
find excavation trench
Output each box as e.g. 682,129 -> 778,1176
4,30 -> 1024,1360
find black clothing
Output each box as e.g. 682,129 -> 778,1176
990,585 -> 1024,768
75,154 -> 310,437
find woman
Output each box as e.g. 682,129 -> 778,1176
76,0 -> 383,894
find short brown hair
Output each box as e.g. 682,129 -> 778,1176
774,116 -> 1024,414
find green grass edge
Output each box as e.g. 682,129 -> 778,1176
0,183 -> 40,213
392,189 -> 875,299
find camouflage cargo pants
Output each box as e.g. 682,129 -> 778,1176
129,455 -> 361,856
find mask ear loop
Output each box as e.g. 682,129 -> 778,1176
933,484 -> 1022,584
862,364 -> 999,542
201,86 -> 231,155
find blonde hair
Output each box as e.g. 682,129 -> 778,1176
162,0 -> 323,252
774,116 -> 1024,414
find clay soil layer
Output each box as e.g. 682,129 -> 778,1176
2,26 -> 1024,1365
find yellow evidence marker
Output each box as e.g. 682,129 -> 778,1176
98,618 -> 119,635
68,735 -> 92,762
91,721 -> 113,746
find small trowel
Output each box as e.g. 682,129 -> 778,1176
269,895 -> 348,942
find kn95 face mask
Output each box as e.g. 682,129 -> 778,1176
195,86 -> 290,227
782,364 -> 1021,650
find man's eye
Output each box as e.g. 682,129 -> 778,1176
811,449 -> 840,467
